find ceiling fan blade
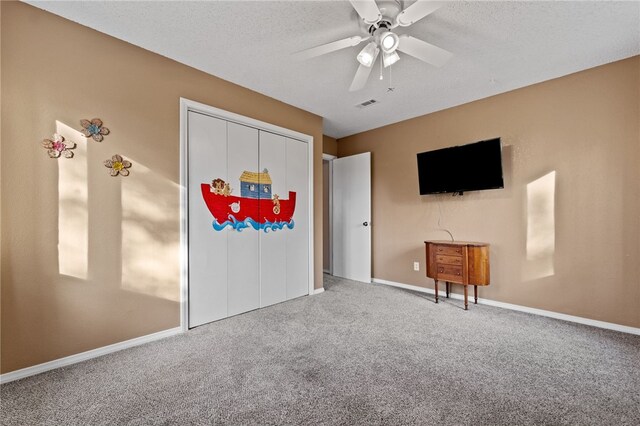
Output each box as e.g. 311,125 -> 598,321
293,35 -> 368,61
349,63 -> 374,92
349,0 -> 382,25
397,35 -> 452,67
396,0 -> 444,27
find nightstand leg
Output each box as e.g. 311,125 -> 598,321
446,282 -> 450,298
464,285 -> 468,310
434,280 -> 439,303
474,285 -> 478,304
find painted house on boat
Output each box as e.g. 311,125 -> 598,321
240,169 -> 272,198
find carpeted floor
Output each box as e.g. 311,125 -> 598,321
2,275 -> 639,425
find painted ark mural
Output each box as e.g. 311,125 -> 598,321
201,169 -> 296,232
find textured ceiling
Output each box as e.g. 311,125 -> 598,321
27,1 -> 640,138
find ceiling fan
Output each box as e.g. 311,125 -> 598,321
294,0 -> 452,92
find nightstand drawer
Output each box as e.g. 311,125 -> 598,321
436,254 -> 463,265
436,264 -> 463,282
434,245 -> 463,256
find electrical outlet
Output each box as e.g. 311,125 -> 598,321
413,262 -> 420,271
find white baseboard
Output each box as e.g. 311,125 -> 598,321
0,327 -> 183,384
313,287 -> 325,295
372,278 -> 640,336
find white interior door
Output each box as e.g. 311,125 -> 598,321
259,131 -> 287,307
285,137 -> 310,299
227,122 -> 260,316
332,152 -> 371,283
186,103 -> 311,328
188,112 -> 228,327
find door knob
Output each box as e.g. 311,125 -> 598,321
363,221 -> 368,226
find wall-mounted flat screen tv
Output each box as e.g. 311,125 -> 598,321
417,138 -> 504,195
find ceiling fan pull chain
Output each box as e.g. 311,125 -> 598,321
379,53 -> 384,80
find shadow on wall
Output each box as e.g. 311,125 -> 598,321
56,121 -> 88,280
524,170 -> 556,281
121,160 -> 180,302
54,121 -> 179,301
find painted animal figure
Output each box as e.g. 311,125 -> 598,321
222,183 -> 232,197
272,194 -> 281,214
210,178 -> 226,194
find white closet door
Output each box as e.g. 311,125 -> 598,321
188,112 -> 228,327
227,122 -> 260,316
285,137 -> 309,299
259,131 -> 287,307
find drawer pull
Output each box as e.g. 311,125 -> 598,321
439,268 -> 444,273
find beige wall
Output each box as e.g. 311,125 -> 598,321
339,56 -> 640,328
323,135 -> 338,156
1,2 -> 324,374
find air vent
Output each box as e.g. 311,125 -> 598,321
356,99 -> 378,109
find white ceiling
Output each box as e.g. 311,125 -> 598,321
27,1 -> 640,138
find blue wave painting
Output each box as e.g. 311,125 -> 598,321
212,215 -> 295,233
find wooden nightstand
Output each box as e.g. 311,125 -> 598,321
424,241 -> 490,310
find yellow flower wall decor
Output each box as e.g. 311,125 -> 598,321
104,154 -> 132,177
41,133 -> 76,158
80,118 -> 110,142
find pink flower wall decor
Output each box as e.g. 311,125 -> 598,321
80,118 -> 110,142
104,154 -> 132,177
41,134 -> 76,158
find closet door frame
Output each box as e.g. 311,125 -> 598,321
179,98 -> 315,331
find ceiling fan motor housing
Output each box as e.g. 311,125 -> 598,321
368,20 -> 392,35
364,0 -> 402,30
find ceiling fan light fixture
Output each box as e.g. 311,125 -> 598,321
383,51 -> 400,68
379,31 -> 399,53
357,41 -> 379,67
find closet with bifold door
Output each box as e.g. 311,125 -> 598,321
187,110 -> 310,328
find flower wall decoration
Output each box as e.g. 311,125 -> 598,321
104,154 -> 132,176
41,133 -> 76,158
80,118 -> 110,142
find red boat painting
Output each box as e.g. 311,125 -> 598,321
201,169 -> 296,232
